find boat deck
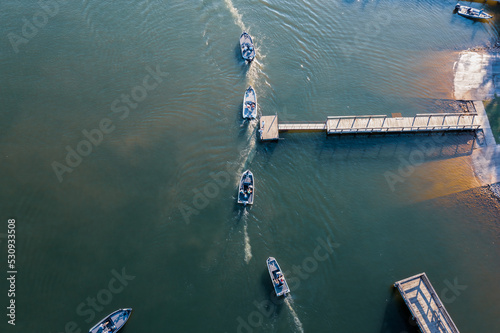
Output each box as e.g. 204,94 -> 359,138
394,273 -> 460,333
267,258 -> 290,296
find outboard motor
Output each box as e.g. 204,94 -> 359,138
455,3 -> 460,10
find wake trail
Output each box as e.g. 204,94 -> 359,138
223,0 -> 261,267
224,0 -> 246,31
243,210 -> 252,263
234,120 -> 258,186
285,298 -> 304,333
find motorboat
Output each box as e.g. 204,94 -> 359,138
237,170 -> 254,205
455,4 -> 492,20
88,308 -> 132,333
242,86 -> 257,119
266,257 -> 290,297
239,32 -> 256,62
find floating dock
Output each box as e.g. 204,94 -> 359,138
394,273 -> 460,333
259,113 -> 480,141
259,115 -> 279,141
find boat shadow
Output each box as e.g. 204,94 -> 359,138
232,204 -> 249,223
258,270 -> 286,317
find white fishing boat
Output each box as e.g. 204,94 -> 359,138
266,257 -> 290,297
242,86 -> 257,119
88,308 -> 132,333
455,4 -> 492,20
239,32 -> 256,62
237,170 -> 254,205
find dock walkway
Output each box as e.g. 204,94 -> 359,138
259,113 -> 481,141
279,121 -> 326,131
394,273 -> 460,333
326,113 -> 479,134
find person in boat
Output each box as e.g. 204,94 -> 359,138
467,7 -> 471,14
99,322 -> 111,333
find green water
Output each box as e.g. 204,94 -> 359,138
1,0 -> 500,332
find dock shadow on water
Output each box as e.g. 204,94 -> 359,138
379,288 -> 420,333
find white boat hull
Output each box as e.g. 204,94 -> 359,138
267,257 -> 290,297
237,170 -> 254,205
242,86 -> 257,119
239,32 -> 256,62
456,5 -> 492,20
88,308 -> 132,333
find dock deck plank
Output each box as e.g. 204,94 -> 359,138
259,113 -> 481,141
260,115 -> 279,140
326,114 -> 479,134
394,273 -> 460,333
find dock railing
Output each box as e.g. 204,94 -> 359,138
326,113 -> 479,134
394,273 -> 460,333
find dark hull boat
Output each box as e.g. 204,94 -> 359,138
88,308 -> 132,333
267,257 -> 290,297
242,86 -> 257,119
239,32 -> 256,62
455,4 -> 492,20
237,170 -> 254,205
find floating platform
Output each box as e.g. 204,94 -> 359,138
394,273 -> 460,333
259,113 -> 481,141
259,115 -> 279,141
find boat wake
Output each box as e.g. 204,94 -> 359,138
285,298 -> 304,333
233,120 -> 258,186
246,57 -> 264,83
243,212 -> 252,263
224,0 -> 246,31
223,0 -> 262,267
